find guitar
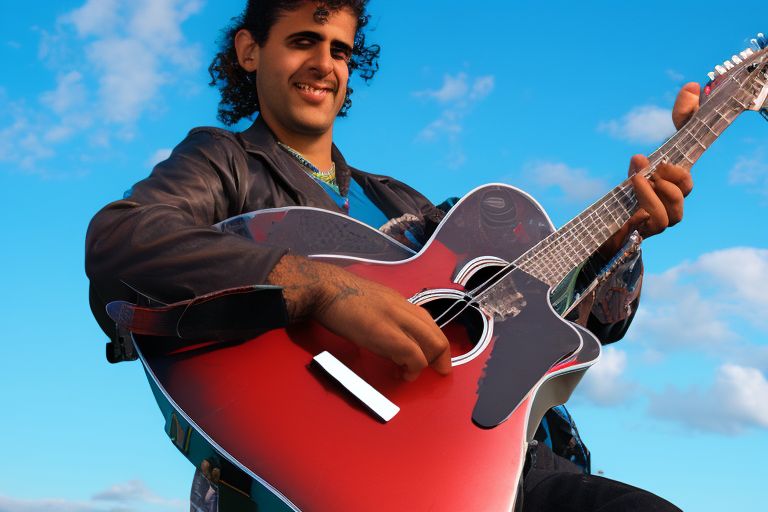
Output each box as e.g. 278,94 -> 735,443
109,35 -> 768,511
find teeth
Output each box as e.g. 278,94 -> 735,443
296,83 -> 329,95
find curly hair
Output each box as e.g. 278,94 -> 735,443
208,0 -> 380,126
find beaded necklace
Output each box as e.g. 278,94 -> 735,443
277,141 -> 339,192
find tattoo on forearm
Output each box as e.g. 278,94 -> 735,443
267,255 -> 363,322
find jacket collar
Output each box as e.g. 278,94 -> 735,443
238,116 -> 351,196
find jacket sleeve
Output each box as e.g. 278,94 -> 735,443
85,129 -> 289,344
584,250 -> 643,344
565,246 -> 644,345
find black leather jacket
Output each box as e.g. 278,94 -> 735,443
85,117 -> 445,352
86,116 -> 639,361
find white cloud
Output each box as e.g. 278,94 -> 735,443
598,105 -> 675,144
414,73 -> 470,103
0,480 -> 184,512
414,73 -> 495,168
63,0 -> 121,37
87,37 -> 165,123
627,247 -> 768,358
92,480 -> 184,508
147,148 -> 173,168
40,71 -> 87,115
576,347 -> 636,405
419,109 -> 462,141
729,148 -> 768,198
666,69 -> 685,82
469,75 -> 494,102
691,247 -> 768,310
648,364 -> 768,434
0,495 -> 106,512
628,279 -> 736,348
0,113 -> 56,172
522,161 -> 608,203
0,0 -> 203,176
70,0 -> 203,124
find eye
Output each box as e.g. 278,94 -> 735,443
331,46 -> 352,62
290,37 -> 314,48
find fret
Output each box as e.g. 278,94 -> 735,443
555,236 -> 579,269
689,134 -> 707,150
589,208 -> 614,238
668,141 -> 694,166
595,212 -> 621,237
570,226 -> 592,260
601,203 -> 622,231
732,94 -> 751,110
663,147 -> 682,166
730,69 -> 753,87
710,106 -> 732,133
696,117 -> 718,137
615,187 -> 636,216
681,152 -> 696,166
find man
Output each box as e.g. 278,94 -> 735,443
85,1 -> 696,510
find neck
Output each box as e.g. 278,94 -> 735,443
262,116 -> 334,170
514,79 -> 752,288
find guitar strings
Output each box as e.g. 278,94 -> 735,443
430,61 -> 762,330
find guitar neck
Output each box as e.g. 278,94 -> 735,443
515,72 -> 764,287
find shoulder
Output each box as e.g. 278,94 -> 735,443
350,167 -> 420,195
352,167 -> 433,204
173,126 -> 246,158
158,126 -> 265,180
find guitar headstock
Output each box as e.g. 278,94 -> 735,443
702,33 -> 768,117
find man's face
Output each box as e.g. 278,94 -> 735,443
249,3 -> 356,140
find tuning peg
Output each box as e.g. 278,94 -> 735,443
707,71 -> 716,81
732,55 -> 743,64
715,64 -> 728,75
745,48 -> 755,56
751,38 -> 761,50
758,33 -> 768,48
724,60 -> 735,70
740,50 -> 751,59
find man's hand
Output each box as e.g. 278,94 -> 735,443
267,254 -> 452,381
600,82 -> 699,257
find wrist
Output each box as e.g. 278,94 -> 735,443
267,254 -> 328,322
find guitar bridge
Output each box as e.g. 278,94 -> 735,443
478,289 -> 527,320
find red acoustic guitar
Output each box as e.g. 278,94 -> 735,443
110,36 -> 768,510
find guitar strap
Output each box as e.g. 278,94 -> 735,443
106,285 -> 288,341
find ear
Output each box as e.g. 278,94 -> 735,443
234,29 -> 259,72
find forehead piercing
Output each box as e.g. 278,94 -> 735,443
314,7 -> 329,24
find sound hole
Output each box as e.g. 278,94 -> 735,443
420,297 -> 485,359
464,264 -> 508,292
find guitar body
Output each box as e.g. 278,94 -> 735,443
135,184 -> 602,511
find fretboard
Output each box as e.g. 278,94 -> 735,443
515,71 -> 763,287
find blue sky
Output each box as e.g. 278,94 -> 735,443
1,1 -> 767,510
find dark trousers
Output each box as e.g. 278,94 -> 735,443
522,442 -> 682,512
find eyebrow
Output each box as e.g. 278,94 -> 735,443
287,30 -> 353,55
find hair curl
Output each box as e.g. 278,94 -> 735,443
208,0 -> 380,126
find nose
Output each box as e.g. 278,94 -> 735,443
307,44 -> 334,77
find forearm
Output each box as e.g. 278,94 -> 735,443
86,200 -> 287,303
85,130 -> 290,341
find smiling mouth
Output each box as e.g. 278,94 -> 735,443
295,82 -> 336,97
